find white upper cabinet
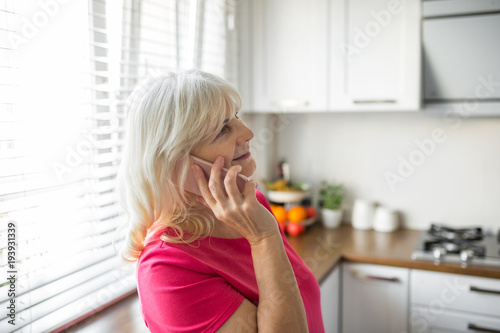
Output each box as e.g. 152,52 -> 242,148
329,0 -> 421,111
246,0 -> 329,112
238,0 -> 421,113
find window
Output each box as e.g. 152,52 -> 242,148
0,0 -> 238,331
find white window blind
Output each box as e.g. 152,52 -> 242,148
0,0 -> 238,331
198,0 -> 238,82
120,0 -> 238,87
0,0 -> 136,332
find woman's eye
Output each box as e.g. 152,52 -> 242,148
216,115 -> 239,139
218,125 -> 229,136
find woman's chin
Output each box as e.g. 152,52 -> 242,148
241,159 -> 257,178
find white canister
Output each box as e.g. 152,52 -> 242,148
373,206 -> 399,233
351,199 -> 374,230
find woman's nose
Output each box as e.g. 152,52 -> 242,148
237,123 -> 254,145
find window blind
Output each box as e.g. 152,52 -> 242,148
0,0 -> 136,332
0,0 -> 238,331
197,0 -> 238,83
119,0 -> 238,87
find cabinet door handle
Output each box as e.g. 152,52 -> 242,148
468,323 -> 500,333
271,100 -> 309,108
352,271 -> 400,283
470,286 -> 500,296
353,99 -> 396,104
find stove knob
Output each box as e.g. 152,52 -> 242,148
460,249 -> 474,262
433,246 -> 446,260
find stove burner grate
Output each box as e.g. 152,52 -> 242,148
424,238 -> 486,257
429,224 -> 483,241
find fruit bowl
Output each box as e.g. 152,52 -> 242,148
263,178 -> 310,204
267,190 -> 308,203
300,216 -> 317,227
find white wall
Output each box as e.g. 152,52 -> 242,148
243,112 -> 500,230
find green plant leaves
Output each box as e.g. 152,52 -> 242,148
319,181 -> 344,210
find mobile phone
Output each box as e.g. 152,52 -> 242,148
184,155 -> 249,196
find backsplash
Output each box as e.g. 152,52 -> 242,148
243,112 -> 500,230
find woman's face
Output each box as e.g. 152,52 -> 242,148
191,109 -> 256,177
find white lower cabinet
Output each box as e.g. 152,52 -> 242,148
410,270 -> 500,333
320,265 -> 340,333
320,264 -> 500,333
342,263 -> 410,333
411,306 -> 500,333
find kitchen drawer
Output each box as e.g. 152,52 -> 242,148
411,270 -> 500,318
343,263 -> 409,333
410,306 -> 500,333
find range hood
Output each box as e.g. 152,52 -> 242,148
422,0 -> 500,117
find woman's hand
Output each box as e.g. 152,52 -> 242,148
193,156 -> 309,332
192,156 -> 280,246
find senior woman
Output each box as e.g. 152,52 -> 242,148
118,70 -> 324,332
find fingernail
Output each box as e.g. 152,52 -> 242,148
217,156 -> 224,164
237,165 -> 242,172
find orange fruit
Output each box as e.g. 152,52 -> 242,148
270,205 -> 287,224
287,206 -> 308,224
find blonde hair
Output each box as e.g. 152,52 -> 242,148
117,70 -> 242,262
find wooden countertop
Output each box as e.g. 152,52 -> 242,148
287,223 -> 500,284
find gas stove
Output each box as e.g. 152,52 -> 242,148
411,224 -> 500,268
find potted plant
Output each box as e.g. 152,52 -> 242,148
319,181 -> 344,229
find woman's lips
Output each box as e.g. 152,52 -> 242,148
233,152 -> 251,161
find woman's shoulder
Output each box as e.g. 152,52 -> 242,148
138,232 -> 211,274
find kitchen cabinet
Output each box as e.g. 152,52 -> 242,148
329,0 -> 421,111
342,263 -> 410,333
242,0 -> 328,112
320,265 -> 340,333
239,0 -> 421,113
410,269 -> 500,333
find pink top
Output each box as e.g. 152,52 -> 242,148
137,190 -> 325,333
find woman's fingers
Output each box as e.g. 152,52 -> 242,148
224,164 -> 243,201
193,156 -> 255,224
243,179 -> 258,198
208,156 -> 226,201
